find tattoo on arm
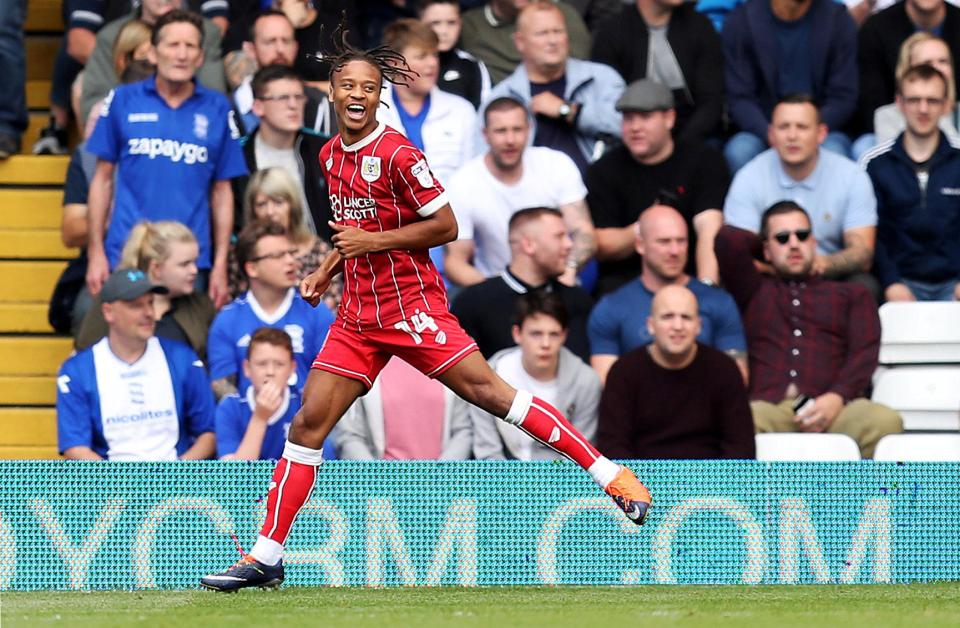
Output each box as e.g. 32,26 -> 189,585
823,233 -> 873,277
560,199 -> 597,268
211,376 -> 237,401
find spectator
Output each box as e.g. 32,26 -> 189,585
483,1 -> 623,174
231,65 -> 332,239
418,0 -> 492,109
446,97 -> 596,288
597,285 -> 755,459
864,64 -> 960,302
857,0 -> 960,142
722,0 -> 857,172
232,168 -> 339,311
84,11 -> 248,308
856,33 -> 959,158
460,0 -> 592,85
715,203 -> 902,458
80,1 -> 227,123
207,220 -> 334,400
231,10 -> 336,137
275,0 -> 359,90
723,94 -> 878,289
452,207 -> 594,361
335,358 -> 472,460
56,268 -> 216,461
592,0 -> 723,146
0,0 -> 25,158
472,291 -> 600,460
378,19 -> 476,186
76,220 -> 216,359
585,79 -> 728,295
563,0 -> 622,30
216,328 -> 309,460
588,204 -> 746,385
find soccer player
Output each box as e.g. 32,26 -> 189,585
201,37 -> 652,592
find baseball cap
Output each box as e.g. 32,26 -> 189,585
615,79 -> 675,113
100,269 -> 169,303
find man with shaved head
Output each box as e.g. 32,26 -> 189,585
588,204 -> 746,384
597,285 -> 755,459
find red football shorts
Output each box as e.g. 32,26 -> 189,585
311,309 -> 478,387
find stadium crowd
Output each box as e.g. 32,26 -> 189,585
4,0 -> 954,462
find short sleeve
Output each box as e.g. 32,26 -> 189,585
207,313 -> 238,381
68,0 -> 105,32
214,396 -> 244,458
85,89 -> 122,163
56,359 -> 93,453
63,149 -> 90,206
842,168 -> 878,230
182,351 -> 216,437
722,165 -> 762,232
587,298 -> 622,356
391,146 -> 450,217
707,289 -> 748,353
213,107 -> 249,181
548,150 -> 587,206
447,173 -> 476,240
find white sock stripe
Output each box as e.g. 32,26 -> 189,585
504,390 -> 533,425
282,441 -> 325,465
531,401 -> 599,464
266,459 -> 291,540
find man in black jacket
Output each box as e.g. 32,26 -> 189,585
591,0 -> 723,145
231,65 -> 331,241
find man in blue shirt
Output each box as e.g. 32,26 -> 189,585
85,10 -> 248,309
56,268 -> 216,461
207,220 -> 335,400
588,204 -> 747,385
723,94 -> 878,292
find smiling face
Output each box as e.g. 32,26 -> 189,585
331,59 -> 383,144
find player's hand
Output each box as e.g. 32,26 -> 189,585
208,262 -> 231,309
529,91 -> 565,118
86,247 -> 111,296
300,267 -> 332,307
252,380 -> 284,421
329,221 -> 381,259
794,392 -> 843,433
885,283 -> 916,302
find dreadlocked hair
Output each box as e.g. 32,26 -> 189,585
326,24 -> 418,88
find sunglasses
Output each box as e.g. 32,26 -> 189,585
772,229 -> 811,244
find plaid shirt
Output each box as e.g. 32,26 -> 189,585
715,226 -> 880,403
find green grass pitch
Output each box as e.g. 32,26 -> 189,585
3,584 -> 960,627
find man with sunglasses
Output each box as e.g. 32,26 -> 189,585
715,202 -> 902,458
723,94 -> 878,297
862,64 -> 960,302
207,221 -> 334,401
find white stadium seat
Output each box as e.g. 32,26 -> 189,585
878,302 -> 960,364
755,433 -> 861,461
873,434 -> 960,461
871,367 -> 960,431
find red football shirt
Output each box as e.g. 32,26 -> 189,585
320,122 -> 451,330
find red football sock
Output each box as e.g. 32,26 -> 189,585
509,392 -> 602,470
259,456 -> 319,545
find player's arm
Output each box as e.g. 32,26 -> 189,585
301,247 -> 345,307
328,204 -> 459,258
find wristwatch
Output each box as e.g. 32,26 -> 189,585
558,102 -> 572,118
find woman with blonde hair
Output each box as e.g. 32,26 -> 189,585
230,167 -> 341,310
112,19 -> 153,77
76,221 -> 216,358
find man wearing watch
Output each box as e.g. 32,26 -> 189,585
479,1 -> 625,174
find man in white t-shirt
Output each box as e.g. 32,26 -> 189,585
445,96 -> 596,287
471,290 -> 600,460
56,268 -> 216,461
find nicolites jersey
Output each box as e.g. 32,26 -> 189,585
320,122 -> 451,330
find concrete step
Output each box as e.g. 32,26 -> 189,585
26,36 -> 61,82
26,0 -> 64,32
0,190 -> 62,229
27,80 -> 52,110
0,261 -> 67,303
0,228 -> 76,259
0,336 -> 73,376
0,304 -> 55,333
0,408 -> 57,446
0,155 -> 69,185
0,446 -> 60,459
0,376 -> 56,405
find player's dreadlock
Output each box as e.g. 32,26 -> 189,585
325,22 -> 417,88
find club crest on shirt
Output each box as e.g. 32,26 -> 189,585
193,113 -> 209,140
283,324 -> 305,354
325,157 -> 334,171
361,156 -> 381,182
411,159 -> 434,188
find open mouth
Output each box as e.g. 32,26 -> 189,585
345,104 -> 366,121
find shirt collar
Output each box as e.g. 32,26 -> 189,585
144,74 -> 203,103
502,267 -> 554,294
340,121 -> 386,152
777,150 -> 823,191
245,287 -> 296,325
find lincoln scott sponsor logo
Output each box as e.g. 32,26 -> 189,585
127,138 -> 209,164
329,194 -> 378,221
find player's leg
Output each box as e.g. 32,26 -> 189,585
436,351 -> 652,524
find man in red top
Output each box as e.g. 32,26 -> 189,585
202,40 -> 652,592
